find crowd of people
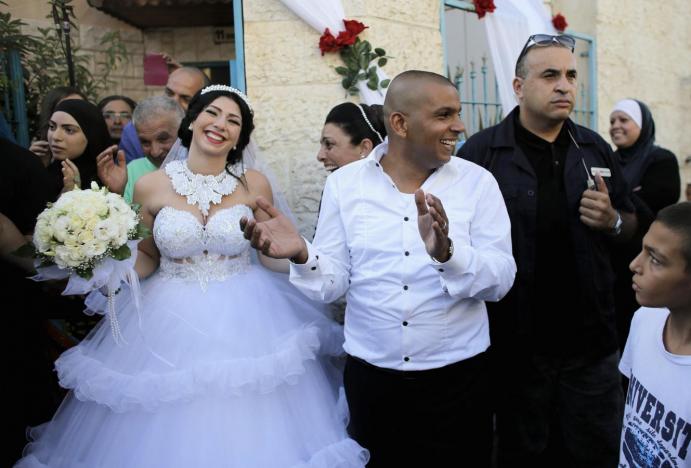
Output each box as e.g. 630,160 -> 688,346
2,33 -> 689,468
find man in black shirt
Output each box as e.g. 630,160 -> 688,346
459,35 -> 636,467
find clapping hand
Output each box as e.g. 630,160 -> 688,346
96,145 -> 128,195
415,189 -> 451,262
240,196 -> 308,262
61,159 -> 81,192
579,174 -> 617,231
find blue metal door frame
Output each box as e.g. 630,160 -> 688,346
229,0 -> 246,93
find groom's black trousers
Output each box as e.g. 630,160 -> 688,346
344,352 -> 492,468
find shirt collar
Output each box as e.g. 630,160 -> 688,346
363,137 -> 460,191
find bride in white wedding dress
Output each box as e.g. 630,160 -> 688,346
16,85 -> 369,468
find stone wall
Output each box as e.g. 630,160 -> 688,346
244,0 -> 444,236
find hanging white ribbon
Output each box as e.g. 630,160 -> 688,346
278,0 -> 388,104
32,239 -> 142,345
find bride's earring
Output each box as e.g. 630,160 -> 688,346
188,124 -> 193,130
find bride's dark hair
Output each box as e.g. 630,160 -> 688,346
178,88 -> 255,174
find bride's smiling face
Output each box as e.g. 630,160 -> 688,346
191,96 -> 242,157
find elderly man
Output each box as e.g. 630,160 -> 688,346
120,66 -> 207,163
97,96 -> 184,202
240,70 -> 516,467
459,34 -> 637,467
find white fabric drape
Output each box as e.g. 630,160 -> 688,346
482,0 -> 557,116
279,0 -> 388,104
279,0 -> 344,35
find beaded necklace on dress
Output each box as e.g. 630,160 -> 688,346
165,160 -> 246,217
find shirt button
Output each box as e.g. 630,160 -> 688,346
527,190 -> 535,196
404,217 -> 409,221
404,356 -> 410,362
403,285 -> 409,291
375,163 -> 380,167
402,321 -> 408,326
404,251 -> 410,256
438,268 -> 444,272
310,266 -> 316,271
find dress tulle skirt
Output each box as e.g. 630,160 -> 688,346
16,265 -> 369,467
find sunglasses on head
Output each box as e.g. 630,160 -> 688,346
515,34 -> 576,70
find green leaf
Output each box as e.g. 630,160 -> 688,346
348,86 -> 359,95
335,66 -> 349,76
342,77 -> 353,89
367,77 -> 378,90
356,72 -> 367,81
380,79 -> 391,88
378,57 -> 388,67
375,48 -> 386,56
358,53 -> 369,71
136,223 -> 152,239
112,244 -> 132,261
367,66 -> 377,79
12,242 -> 37,258
76,268 -> 93,280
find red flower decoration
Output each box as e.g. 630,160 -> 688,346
473,0 -> 496,19
552,13 -> 568,32
318,19 -> 368,55
343,19 -> 366,37
319,28 -> 339,55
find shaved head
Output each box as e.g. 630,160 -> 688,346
383,70 -> 456,135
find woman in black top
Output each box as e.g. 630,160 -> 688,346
45,99 -> 111,200
609,98 -> 680,349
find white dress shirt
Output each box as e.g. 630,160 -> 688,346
290,142 -> 516,370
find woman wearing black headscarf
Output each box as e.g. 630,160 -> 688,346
45,99 -> 111,200
609,99 -> 681,349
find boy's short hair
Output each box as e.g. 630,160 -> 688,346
656,202 -> 691,271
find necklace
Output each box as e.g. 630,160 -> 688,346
166,160 -> 245,216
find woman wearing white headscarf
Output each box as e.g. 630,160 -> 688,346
609,99 -> 680,350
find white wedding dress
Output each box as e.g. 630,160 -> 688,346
16,164 -> 368,467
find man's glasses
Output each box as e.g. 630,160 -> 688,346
515,34 -> 576,73
102,111 -> 132,121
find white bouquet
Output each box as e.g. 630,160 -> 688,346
27,182 -> 149,343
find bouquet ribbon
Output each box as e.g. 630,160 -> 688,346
32,239 -> 142,344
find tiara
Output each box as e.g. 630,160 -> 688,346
355,103 -> 383,143
201,84 -> 253,113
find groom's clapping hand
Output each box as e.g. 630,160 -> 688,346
240,196 -> 308,262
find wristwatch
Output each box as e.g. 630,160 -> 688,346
610,210 -> 623,236
431,238 -> 454,263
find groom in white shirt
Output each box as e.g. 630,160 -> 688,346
241,70 -> 516,467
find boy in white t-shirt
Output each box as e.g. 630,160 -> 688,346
619,202 -> 691,468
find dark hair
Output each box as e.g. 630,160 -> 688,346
178,88 -> 254,179
37,86 -> 88,140
515,37 -> 574,79
96,95 -> 137,113
656,202 -> 691,271
324,102 -> 386,146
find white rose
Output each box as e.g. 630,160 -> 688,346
52,215 -> 71,243
94,218 -> 120,242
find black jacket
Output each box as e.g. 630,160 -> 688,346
458,107 -> 634,360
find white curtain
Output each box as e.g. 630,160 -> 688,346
483,0 -> 557,116
279,0 -> 387,104
278,0 -> 344,35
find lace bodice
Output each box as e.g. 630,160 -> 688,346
153,205 -> 253,290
